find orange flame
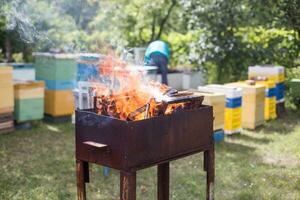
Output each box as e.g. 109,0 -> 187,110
92,54 -> 171,121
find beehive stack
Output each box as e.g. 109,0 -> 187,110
77,53 -> 101,83
200,84 -> 242,134
196,89 -> 225,131
34,53 -> 76,118
255,80 -> 277,120
226,82 -> 265,129
248,65 -> 285,116
75,54 -> 101,113
0,66 -> 14,133
14,81 -> 45,123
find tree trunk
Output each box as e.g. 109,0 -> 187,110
5,32 -> 12,62
154,0 -> 177,41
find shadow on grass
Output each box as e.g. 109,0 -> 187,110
217,140 -> 256,158
228,133 -> 272,144
256,109 -> 300,135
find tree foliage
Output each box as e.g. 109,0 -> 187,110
180,0 -> 299,82
0,0 -> 298,84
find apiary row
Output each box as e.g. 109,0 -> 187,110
0,66 -> 46,132
197,65 -> 285,141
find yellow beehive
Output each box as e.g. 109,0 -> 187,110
226,82 -> 265,130
255,80 -> 277,120
14,81 -> 45,99
224,108 -> 242,130
199,85 -> 242,134
0,66 -> 14,113
265,98 -> 276,119
196,91 -> 225,131
248,65 -> 285,83
45,90 -> 74,116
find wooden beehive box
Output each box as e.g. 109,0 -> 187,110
199,85 -> 242,134
255,80 -> 277,120
34,53 -> 77,90
195,90 -> 225,131
248,65 -> 285,83
248,65 -> 285,103
14,80 -> 45,122
226,82 -> 265,129
0,66 -> 14,114
45,90 -> 74,117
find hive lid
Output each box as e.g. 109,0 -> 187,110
33,52 -> 78,59
248,65 -> 285,75
195,88 -> 226,98
226,81 -> 266,89
14,80 -> 45,89
253,80 -> 276,88
0,66 -> 13,73
203,84 -> 243,98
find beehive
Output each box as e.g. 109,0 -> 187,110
0,113 -> 14,134
45,90 -> 74,116
255,80 -> 277,120
77,53 -> 101,83
0,66 -> 14,113
199,85 -> 242,134
11,63 -> 35,81
248,65 -> 285,103
226,82 -> 265,129
34,53 -> 77,90
14,81 -> 45,122
0,66 -> 14,133
196,90 -> 225,131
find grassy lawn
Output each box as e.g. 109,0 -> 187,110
0,110 -> 300,200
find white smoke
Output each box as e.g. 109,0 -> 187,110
3,0 -> 47,44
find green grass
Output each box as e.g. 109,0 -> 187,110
0,110 -> 300,200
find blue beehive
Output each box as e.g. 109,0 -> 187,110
77,53 -> 102,83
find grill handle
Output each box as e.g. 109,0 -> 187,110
83,141 -> 109,153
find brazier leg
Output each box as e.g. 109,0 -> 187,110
157,162 -> 170,200
76,160 -> 87,200
83,161 -> 89,183
120,171 -> 136,200
204,147 -> 215,200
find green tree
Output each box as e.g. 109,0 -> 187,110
89,0 -> 182,47
180,0 -> 299,82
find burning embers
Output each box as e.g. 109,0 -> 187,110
91,55 -> 203,121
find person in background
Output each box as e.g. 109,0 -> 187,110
144,40 -> 170,85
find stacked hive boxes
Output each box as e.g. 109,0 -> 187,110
73,82 -> 95,110
255,80 -> 277,120
0,66 -> 14,133
34,53 -> 76,118
226,82 -> 265,129
196,89 -> 226,142
196,89 -> 226,131
200,85 -> 242,134
14,81 -> 45,123
248,65 -> 285,116
74,54 -> 101,111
